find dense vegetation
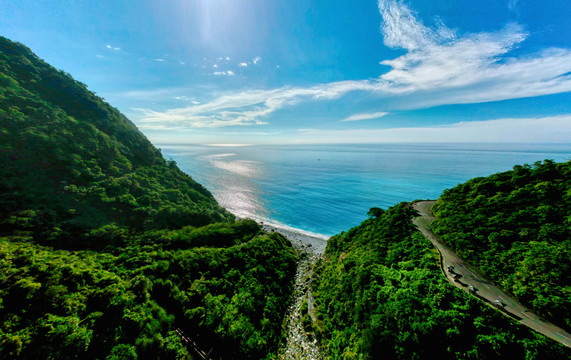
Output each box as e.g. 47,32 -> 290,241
3,34 -> 569,359
0,227 -> 296,359
0,36 -> 297,359
312,204 -> 568,359
0,35 -> 232,248
431,160 -> 570,330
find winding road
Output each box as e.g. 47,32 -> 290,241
412,200 -> 571,348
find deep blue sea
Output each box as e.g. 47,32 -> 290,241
160,143 -> 571,237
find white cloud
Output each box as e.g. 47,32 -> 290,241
106,44 -> 121,51
123,88 -> 205,100
174,96 -> 200,104
378,1 -> 530,93
134,82 -> 379,129
213,71 -> 235,76
239,62 -> 248,67
213,64 -> 219,68
508,0 -> 520,14
221,131 -> 282,136
155,58 -> 165,62
342,111 -> 389,122
379,0 -> 442,50
253,56 -> 261,64
296,115 -> 571,144
135,0 -> 571,129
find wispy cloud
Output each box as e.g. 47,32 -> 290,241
239,62 -> 248,67
135,0 -> 571,129
342,111 -> 389,122
508,0 -> 520,15
213,71 -> 235,76
135,88 -> 289,128
378,2 -> 527,93
297,115 -> 571,143
134,82 -> 382,128
174,96 -> 200,104
221,131 -> 282,136
106,44 -> 121,51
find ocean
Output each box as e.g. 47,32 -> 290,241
160,143 -> 571,238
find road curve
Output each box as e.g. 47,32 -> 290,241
412,200 -> 571,348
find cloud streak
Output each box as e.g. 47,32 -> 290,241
135,0 -> 571,129
135,81 -> 386,128
213,70 -> 235,76
297,115 -> 571,143
342,111 -> 389,122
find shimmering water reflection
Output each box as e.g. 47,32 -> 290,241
161,143 -> 571,236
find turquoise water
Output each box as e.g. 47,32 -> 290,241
160,143 -> 571,237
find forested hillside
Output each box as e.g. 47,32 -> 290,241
0,36 -> 297,359
431,160 -> 570,330
311,204 -> 568,359
0,229 -> 296,359
0,35 -> 232,248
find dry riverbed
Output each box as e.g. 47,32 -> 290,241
259,223 -> 327,360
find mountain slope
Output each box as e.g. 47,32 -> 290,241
431,160 -> 570,329
312,203 -> 568,358
0,36 -> 232,248
0,36 -> 297,360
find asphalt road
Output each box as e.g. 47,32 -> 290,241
412,200 -> 571,348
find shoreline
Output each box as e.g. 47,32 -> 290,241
260,222 -> 329,254
235,214 -> 329,254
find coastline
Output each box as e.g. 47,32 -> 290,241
260,222 -> 329,254
235,214 -> 330,254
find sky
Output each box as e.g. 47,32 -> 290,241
1,0 -> 571,145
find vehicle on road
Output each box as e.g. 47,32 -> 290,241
494,299 -> 505,308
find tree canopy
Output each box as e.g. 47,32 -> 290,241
0,36 -> 297,359
311,203 -> 569,359
0,36 -> 232,249
431,160 -> 570,330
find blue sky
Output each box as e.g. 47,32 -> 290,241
2,0 -> 571,144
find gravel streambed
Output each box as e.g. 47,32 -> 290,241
260,223 -> 326,360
